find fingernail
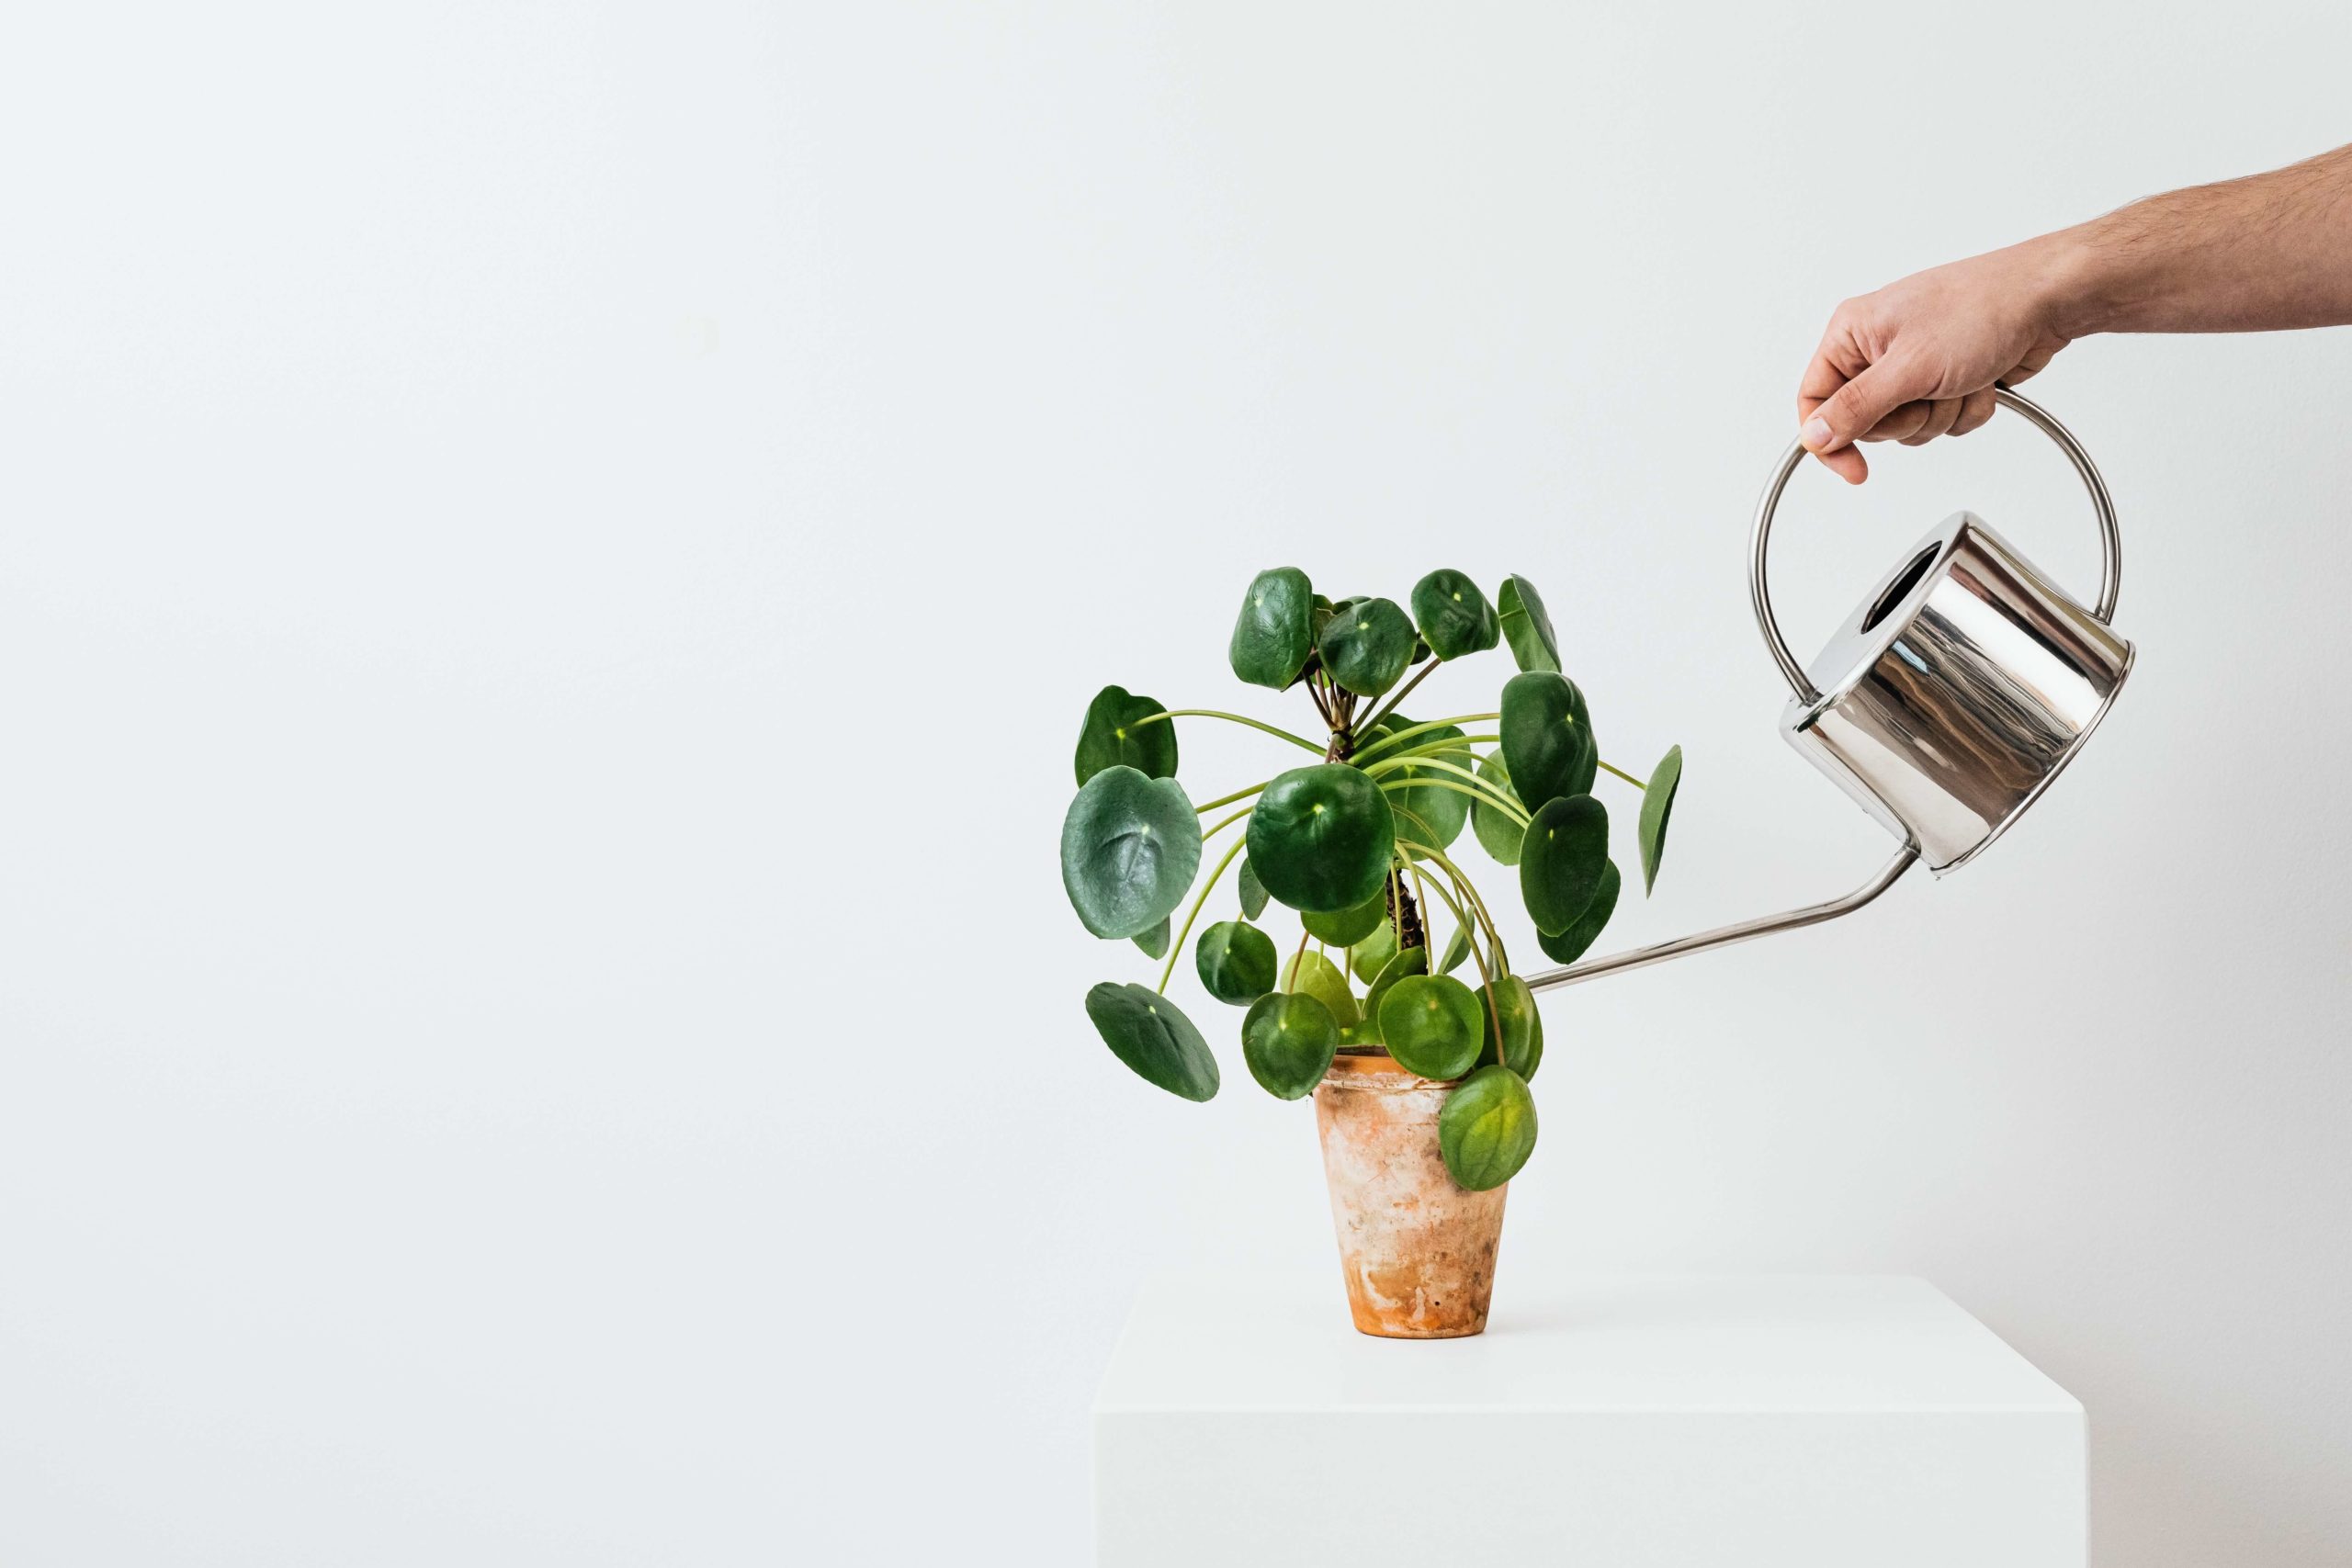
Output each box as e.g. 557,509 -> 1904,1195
1800,417 -> 1833,451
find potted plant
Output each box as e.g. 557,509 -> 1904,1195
1063,567 -> 1683,1337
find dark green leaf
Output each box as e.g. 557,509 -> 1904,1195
1497,575 -> 1560,674
1242,991 -> 1340,1099
1283,949 -> 1360,1027
1520,794 -> 1609,936
1237,858 -> 1270,920
1085,982 -> 1219,1101
1229,567 -> 1316,689
1302,889 -> 1386,946
1359,942 -> 1429,1043
1060,767 -> 1202,940
1536,859 -> 1620,965
1074,685 -> 1177,786
1470,751 -> 1524,866
1499,671 -> 1595,810
1196,919 -> 1278,1005
1638,744 -> 1682,895
1131,916 -> 1170,960
1378,974 -> 1483,1080
1439,1065 -> 1537,1189
1244,764 -> 1396,913
1475,974 -> 1544,1079
1317,596 -> 1417,697
1410,570 -> 1500,660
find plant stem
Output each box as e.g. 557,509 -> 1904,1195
1358,658 -> 1440,738
1159,836 -> 1249,993
1348,713 -> 1501,764
1396,838 -> 1509,974
1378,775 -> 1527,825
1193,781 -> 1270,815
1600,758 -> 1645,788
1136,709 -> 1325,756
1199,807 -> 1253,842
1415,870 -> 1502,1053
1370,758 -> 1529,823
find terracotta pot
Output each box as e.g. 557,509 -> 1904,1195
1313,1047 -> 1507,1338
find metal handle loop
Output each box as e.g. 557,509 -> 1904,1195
1749,386 -> 2122,705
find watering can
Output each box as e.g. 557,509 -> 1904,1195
1526,386 -> 2133,992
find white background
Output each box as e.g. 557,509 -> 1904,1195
3,4 -> 2346,1564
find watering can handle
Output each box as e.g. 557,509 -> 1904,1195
1748,385 -> 2123,705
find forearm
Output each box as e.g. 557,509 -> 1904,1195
2041,143 -> 2352,336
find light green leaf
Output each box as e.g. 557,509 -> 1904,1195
1439,1064 -> 1537,1190
1131,916 -> 1170,960
1475,973 -> 1544,1079
1302,889 -> 1386,946
1237,857 -> 1270,920
1638,744 -> 1682,895
1283,949 -> 1361,1028
1470,751 -> 1524,866
1378,973 -> 1484,1080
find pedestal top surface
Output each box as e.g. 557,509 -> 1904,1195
1094,1273 -> 2079,1416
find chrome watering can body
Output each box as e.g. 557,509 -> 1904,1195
1526,387 -> 2133,993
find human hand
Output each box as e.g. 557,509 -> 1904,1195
1797,239 -> 2081,482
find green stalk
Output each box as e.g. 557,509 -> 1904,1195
1159,836 -> 1249,993
1600,759 -> 1645,788
1396,838 -> 1510,974
1135,709 -> 1325,756
1379,775 -> 1526,826
1199,807 -> 1253,842
1356,658 -> 1441,739
1193,780 -> 1271,815
1349,713 -> 1502,764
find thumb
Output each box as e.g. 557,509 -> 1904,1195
1802,360 -> 1925,453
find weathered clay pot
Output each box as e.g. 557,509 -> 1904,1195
1314,1047 -> 1507,1338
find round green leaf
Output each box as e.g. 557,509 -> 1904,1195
1439,1064 -> 1537,1190
1410,570 -> 1500,660
1499,670 -> 1596,810
1348,916 -> 1396,984
1131,915 -> 1170,960
1469,752 -> 1525,867
1638,744 -> 1682,895
1359,942 -> 1429,1043
1368,714 -> 1470,862
1085,982 -> 1219,1102
1536,859 -> 1621,966
1283,949 -> 1360,1028
1476,973 -> 1544,1079
1303,889 -> 1386,946
1060,767 -> 1202,940
1196,919 -> 1278,1005
1242,991 -> 1340,1100
1521,794 -> 1609,936
1229,567 -> 1315,690
1237,857 -> 1270,920
1378,974 -> 1483,1081
1497,575 -> 1560,674
1074,685 -> 1176,786
1245,765 -> 1396,913
1317,596 -> 1417,697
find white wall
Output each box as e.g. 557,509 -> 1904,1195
3,4 -> 2346,1564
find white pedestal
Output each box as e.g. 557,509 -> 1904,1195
1093,1273 -> 2084,1567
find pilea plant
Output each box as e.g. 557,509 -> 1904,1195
1062,567 -> 1684,1190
